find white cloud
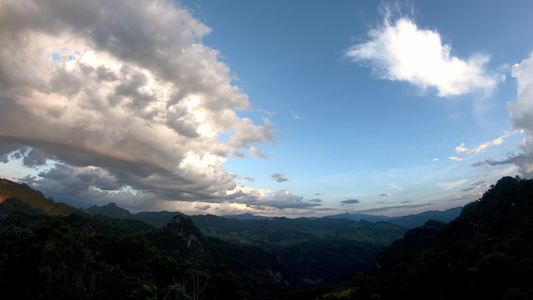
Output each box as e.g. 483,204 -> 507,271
0,0 -> 277,206
455,133 -> 516,156
346,13 -> 503,97
448,157 -> 464,162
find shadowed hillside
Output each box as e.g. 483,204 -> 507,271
329,176 -> 533,300
0,179 -> 80,216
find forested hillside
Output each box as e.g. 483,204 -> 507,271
3,176 -> 532,299
0,178 -> 380,298
328,176 -> 533,300
0,208 -> 294,299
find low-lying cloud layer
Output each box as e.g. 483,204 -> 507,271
0,0 -> 293,211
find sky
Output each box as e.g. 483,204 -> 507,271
1,0 -> 533,218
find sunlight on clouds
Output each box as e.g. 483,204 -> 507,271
456,136 -> 505,156
0,0 -> 277,207
346,13 -> 503,97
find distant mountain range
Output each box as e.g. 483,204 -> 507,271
214,208 -> 462,229
0,179 -> 462,229
0,177 -> 463,230
82,202 -> 462,230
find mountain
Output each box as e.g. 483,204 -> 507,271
325,212 -> 392,223
386,206 -> 463,228
134,211 -> 184,226
338,176 -> 533,300
0,178 -> 80,216
222,213 -> 270,220
85,202 -> 133,219
83,200 -> 462,230
325,207 -> 462,229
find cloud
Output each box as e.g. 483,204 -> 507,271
246,190 -> 319,209
453,192 -> 483,201
506,53 -> 533,177
271,173 -> 289,183
461,181 -> 486,192
390,184 -> 410,192
243,177 -> 255,182
471,153 -> 528,169
194,203 -> 211,210
455,132 -> 517,157
438,179 -> 469,191
380,193 -> 392,197
249,146 -> 270,160
290,110 -> 305,120
0,0 -> 277,207
449,157 -> 464,162
425,158 -> 439,162
340,199 -> 360,205
351,203 -> 431,215
346,9 -> 502,97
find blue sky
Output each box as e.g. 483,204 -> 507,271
1,0 -> 533,217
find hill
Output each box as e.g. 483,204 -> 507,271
0,178 -> 80,216
0,203 -> 294,299
335,176 -> 533,299
85,202 -> 133,219
87,206 -> 404,285
325,206 -> 462,229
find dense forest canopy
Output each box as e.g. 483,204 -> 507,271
1,176 -> 533,299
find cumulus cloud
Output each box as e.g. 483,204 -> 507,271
346,9 -> 502,97
0,0 -> 277,206
340,199 -> 360,205
506,53 -> 533,177
271,173 -> 289,183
